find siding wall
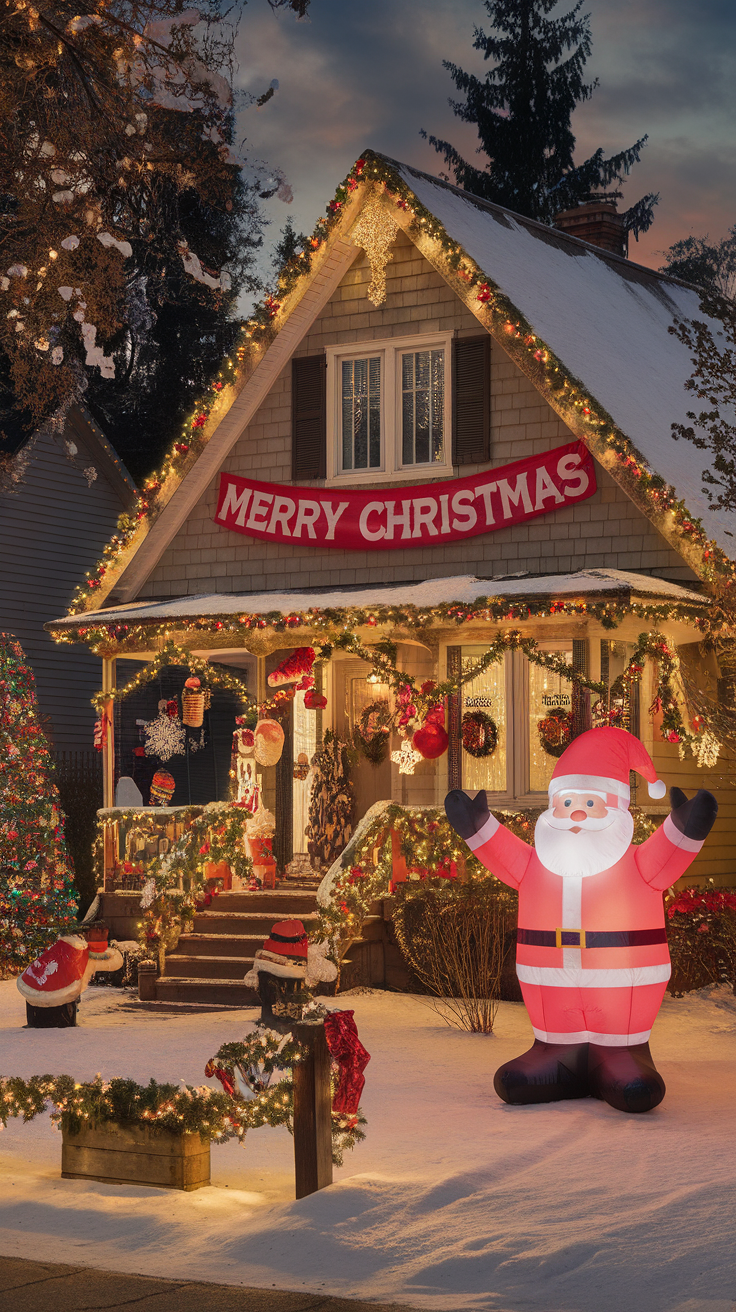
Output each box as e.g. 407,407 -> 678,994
143,230 -> 695,599
0,425 -> 132,751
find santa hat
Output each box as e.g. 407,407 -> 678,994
244,918 -> 337,989
549,727 -> 666,807
17,935 -> 90,1008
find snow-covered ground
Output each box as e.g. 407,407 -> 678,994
1,979 -> 736,1312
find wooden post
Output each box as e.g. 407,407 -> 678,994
292,1021 -> 333,1199
101,656 -> 116,810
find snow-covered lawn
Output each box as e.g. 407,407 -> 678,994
1,979 -> 735,1312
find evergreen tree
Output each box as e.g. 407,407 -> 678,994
423,0 -> 657,236
660,229 -> 736,302
0,635 -> 78,975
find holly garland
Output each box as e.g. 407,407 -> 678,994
136,802 -> 254,966
204,1025 -> 367,1165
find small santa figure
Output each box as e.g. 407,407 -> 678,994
17,922 -> 124,1028
244,918 -> 337,1026
445,727 -> 718,1113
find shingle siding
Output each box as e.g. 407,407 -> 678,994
143,231 -> 696,599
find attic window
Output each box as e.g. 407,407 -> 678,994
326,332 -> 454,484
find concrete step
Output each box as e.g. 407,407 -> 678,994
163,954 -> 251,981
177,934 -> 265,958
192,911 -> 320,936
212,891 -> 318,915
155,977 -> 259,1007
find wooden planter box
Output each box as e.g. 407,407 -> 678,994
61,1122 -> 210,1191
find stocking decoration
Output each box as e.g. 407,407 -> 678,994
268,647 -> 316,687
323,1009 -> 371,1116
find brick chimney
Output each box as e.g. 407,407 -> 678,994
554,200 -> 627,257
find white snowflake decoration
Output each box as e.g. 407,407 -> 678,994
140,877 -> 156,909
143,712 -> 185,762
694,730 -> 720,769
391,738 -> 422,775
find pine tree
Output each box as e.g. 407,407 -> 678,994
423,0 -> 657,236
660,229 -> 736,302
0,635 -> 78,975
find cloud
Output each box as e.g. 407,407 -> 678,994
235,0 -> 736,285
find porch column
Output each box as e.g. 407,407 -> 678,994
102,656 -> 116,809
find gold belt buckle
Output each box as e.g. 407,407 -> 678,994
555,927 -> 586,949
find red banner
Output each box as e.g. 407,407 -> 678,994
214,440 -> 596,552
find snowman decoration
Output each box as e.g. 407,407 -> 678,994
445,727 -> 718,1113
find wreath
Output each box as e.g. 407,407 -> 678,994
353,700 -> 392,766
538,706 -> 573,757
461,709 -> 498,758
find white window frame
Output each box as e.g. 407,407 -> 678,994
325,332 -> 454,485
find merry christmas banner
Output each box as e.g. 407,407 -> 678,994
214,440 -> 596,551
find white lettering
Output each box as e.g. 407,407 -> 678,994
451,489 -> 477,532
412,497 -> 439,538
359,501 -> 386,541
386,500 -> 413,540
474,482 -> 497,526
439,493 -> 450,534
323,501 -> 350,540
218,482 -> 252,527
534,463 -> 565,511
267,495 -> 296,537
497,472 -> 533,519
293,499 -> 321,539
557,451 -> 590,497
246,490 -> 273,531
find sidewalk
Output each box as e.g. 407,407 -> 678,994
0,1256 -> 419,1312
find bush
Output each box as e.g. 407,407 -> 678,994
392,877 -> 518,1033
666,886 -> 736,995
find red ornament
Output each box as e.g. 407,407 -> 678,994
413,722 -> 449,760
304,689 -> 327,710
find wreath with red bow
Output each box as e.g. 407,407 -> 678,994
461,710 -> 498,758
537,706 -> 573,757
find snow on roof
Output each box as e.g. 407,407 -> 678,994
395,161 -> 736,556
47,569 -> 705,629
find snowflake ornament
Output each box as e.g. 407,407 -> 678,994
390,738 -> 422,775
143,709 -> 185,761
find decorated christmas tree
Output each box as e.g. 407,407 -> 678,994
0,635 -> 78,975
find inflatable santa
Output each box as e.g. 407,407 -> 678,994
445,727 -> 718,1113
17,924 -> 123,1028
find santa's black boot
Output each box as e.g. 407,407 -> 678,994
494,1040 -> 590,1104
587,1042 -> 665,1113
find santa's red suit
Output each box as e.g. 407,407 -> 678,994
446,727 -> 718,1113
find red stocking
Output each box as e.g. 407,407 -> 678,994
323,1010 -> 370,1116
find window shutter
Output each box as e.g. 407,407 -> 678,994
452,335 -> 490,466
292,354 -> 326,480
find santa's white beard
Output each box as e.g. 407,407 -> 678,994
534,807 -> 634,878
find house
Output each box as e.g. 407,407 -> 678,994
0,405 -> 136,753
46,150 -> 735,893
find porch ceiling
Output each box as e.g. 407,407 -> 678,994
47,568 -> 706,636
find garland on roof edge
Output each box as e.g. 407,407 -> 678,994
64,150 -> 736,619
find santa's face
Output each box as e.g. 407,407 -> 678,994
534,790 -> 634,877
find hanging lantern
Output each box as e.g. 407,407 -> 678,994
254,718 -> 285,766
150,770 -> 176,806
182,676 -> 206,727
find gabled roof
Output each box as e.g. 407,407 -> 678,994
65,150 -> 735,616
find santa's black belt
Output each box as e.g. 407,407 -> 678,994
517,928 -> 668,949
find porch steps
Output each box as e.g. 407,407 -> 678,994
155,886 -> 321,1006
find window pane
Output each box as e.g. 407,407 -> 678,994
401,348 -> 444,465
528,651 -> 574,793
341,356 -> 381,471
461,649 -> 506,792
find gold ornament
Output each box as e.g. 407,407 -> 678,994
351,199 -> 399,306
